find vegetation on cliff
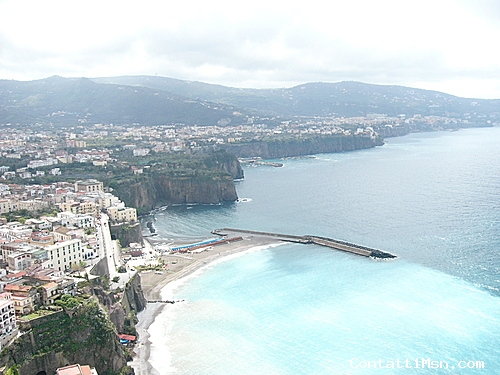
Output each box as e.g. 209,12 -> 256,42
0,271 -> 146,375
102,150 -> 242,213
1,297 -> 128,375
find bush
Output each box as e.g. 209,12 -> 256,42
54,294 -> 81,310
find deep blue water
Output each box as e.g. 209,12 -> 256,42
143,127 -> 500,374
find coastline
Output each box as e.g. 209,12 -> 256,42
130,233 -> 283,375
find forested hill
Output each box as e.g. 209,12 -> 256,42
94,76 -> 500,119
1,75 -> 500,126
0,76 -> 248,126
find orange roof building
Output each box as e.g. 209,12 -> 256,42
56,364 -> 98,375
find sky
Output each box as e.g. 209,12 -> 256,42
1,0 -> 500,99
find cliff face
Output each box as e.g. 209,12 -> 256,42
208,152 -> 244,179
153,175 -> 238,205
222,135 -> 383,159
110,151 -> 242,213
1,300 -> 127,375
110,222 -> 143,248
116,174 -> 238,213
104,274 -> 147,335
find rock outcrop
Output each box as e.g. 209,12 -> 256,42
105,274 -> 147,336
110,222 -> 143,248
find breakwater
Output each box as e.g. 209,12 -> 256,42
212,228 -> 396,259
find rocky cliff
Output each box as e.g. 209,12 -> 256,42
114,174 -> 238,214
1,299 -> 127,375
221,134 -> 383,159
110,151 -> 242,213
95,274 -> 147,336
110,222 -> 143,248
205,150 -> 244,179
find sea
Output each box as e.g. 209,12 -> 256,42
141,127 -> 500,375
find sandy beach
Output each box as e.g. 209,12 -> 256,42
130,232 -> 283,375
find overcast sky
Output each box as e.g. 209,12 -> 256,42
1,0 -> 500,98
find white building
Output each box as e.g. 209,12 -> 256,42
0,292 -> 17,350
7,252 -> 31,271
27,158 -> 58,169
6,248 -> 48,271
46,238 -> 85,271
95,192 -> 121,209
57,212 -> 95,229
25,218 -> 52,231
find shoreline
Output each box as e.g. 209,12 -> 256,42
130,233 -> 283,375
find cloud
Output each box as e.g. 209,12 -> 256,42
1,0 -> 500,98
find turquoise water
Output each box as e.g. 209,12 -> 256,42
145,127 -> 500,374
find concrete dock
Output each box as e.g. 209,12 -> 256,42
212,228 -> 396,259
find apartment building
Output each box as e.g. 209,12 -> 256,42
0,292 -> 17,350
75,180 -> 104,194
57,212 -> 94,229
46,238 -> 84,271
106,206 -> 137,223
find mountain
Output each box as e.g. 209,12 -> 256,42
93,76 -> 500,119
0,76 -> 248,126
1,75 -> 499,127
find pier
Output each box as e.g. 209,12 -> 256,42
212,228 -> 396,259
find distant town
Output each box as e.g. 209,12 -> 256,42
0,113 -> 486,182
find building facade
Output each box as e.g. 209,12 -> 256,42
46,238 -> 84,271
0,292 -> 17,350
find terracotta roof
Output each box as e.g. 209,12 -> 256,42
42,281 -> 58,290
32,274 -> 52,281
54,226 -> 72,235
56,364 -> 93,375
4,283 -> 31,293
118,333 -> 136,341
5,271 -> 28,280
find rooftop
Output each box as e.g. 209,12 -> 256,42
56,364 -> 96,375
